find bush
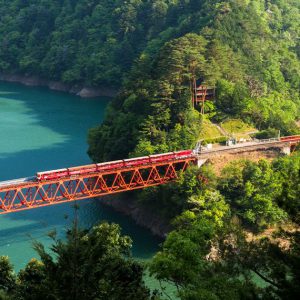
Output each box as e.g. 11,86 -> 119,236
203,136 -> 227,145
253,128 -> 279,139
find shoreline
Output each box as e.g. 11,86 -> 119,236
100,196 -> 171,238
0,73 -> 118,98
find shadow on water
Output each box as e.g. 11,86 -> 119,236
0,81 -> 110,179
0,82 -> 162,270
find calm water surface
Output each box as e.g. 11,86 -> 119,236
0,81 -> 161,271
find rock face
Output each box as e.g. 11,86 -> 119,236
0,73 -> 118,98
77,87 -> 118,98
48,81 -> 71,92
101,196 -> 171,238
0,74 -> 47,86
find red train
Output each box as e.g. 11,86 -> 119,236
36,150 -> 194,181
280,135 -> 300,142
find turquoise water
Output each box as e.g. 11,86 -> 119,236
0,81 -> 161,271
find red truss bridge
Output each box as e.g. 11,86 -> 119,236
0,135 -> 300,215
0,150 -> 196,214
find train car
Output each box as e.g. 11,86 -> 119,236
35,150 -> 195,182
174,150 -> 193,158
96,160 -> 125,172
280,135 -> 300,142
37,168 -> 69,181
68,164 -> 98,176
123,156 -> 150,168
149,152 -> 177,163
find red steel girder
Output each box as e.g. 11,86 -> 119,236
0,158 -> 196,214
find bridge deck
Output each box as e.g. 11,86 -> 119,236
196,138 -> 295,157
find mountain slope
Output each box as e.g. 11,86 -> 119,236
87,0 -> 300,162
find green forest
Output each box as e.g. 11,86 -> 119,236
1,0 -> 300,299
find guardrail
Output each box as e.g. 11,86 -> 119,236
194,137 -> 295,155
253,138 -> 280,143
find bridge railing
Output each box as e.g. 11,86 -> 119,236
252,138 -> 280,143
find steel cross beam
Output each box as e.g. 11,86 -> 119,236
0,157 -> 196,214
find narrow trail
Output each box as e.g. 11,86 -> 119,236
213,123 -> 228,136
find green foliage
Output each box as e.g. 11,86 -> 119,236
150,218 -> 216,286
272,154 -> 300,224
253,128 -> 280,139
2,2 -> 300,296
88,33 -> 206,162
218,225 -> 300,300
244,93 -> 299,134
139,151 -> 300,229
258,231 -> 300,299
0,290 -> 11,300
0,257 -> 15,294
185,190 -> 230,227
15,259 -> 46,300
0,0 -> 148,86
198,118 -> 224,140
0,223 -> 150,300
2,1 -> 299,161
202,136 -> 227,145
219,160 -> 287,229
86,0 -> 300,163
216,80 -> 250,115
137,164 -> 217,220
149,216 -> 258,299
32,222 -> 149,300
220,119 -> 256,136
150,200 -> 300,299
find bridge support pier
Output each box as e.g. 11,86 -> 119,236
281,146 -> 291,156
197,159 -> 207,168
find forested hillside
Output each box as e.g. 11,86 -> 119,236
1,1 -> 300,93
0,0 -> 238,87
87,0 -> 300,162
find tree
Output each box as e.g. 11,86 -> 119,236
0,257 -> 15,295
216,79 -> 250,115
149,216 -> 257,299
29,222 -> 150,300
218,224 -> 300,300
15,259 -> 47,300
272,153 -> 300,223
219,160 -> 287,229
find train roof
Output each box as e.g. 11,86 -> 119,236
37,168 -> 68,175
124,156 -> 149,162
150,152 -> 174,158
97,160 -> 123,165
68,164 -> 97,171
175,150 -> 192,154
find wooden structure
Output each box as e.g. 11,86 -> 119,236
191,78 -> 215,114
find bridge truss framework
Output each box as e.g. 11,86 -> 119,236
0,157 -> 196,214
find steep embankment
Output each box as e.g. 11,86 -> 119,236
101,196 -> 171,237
